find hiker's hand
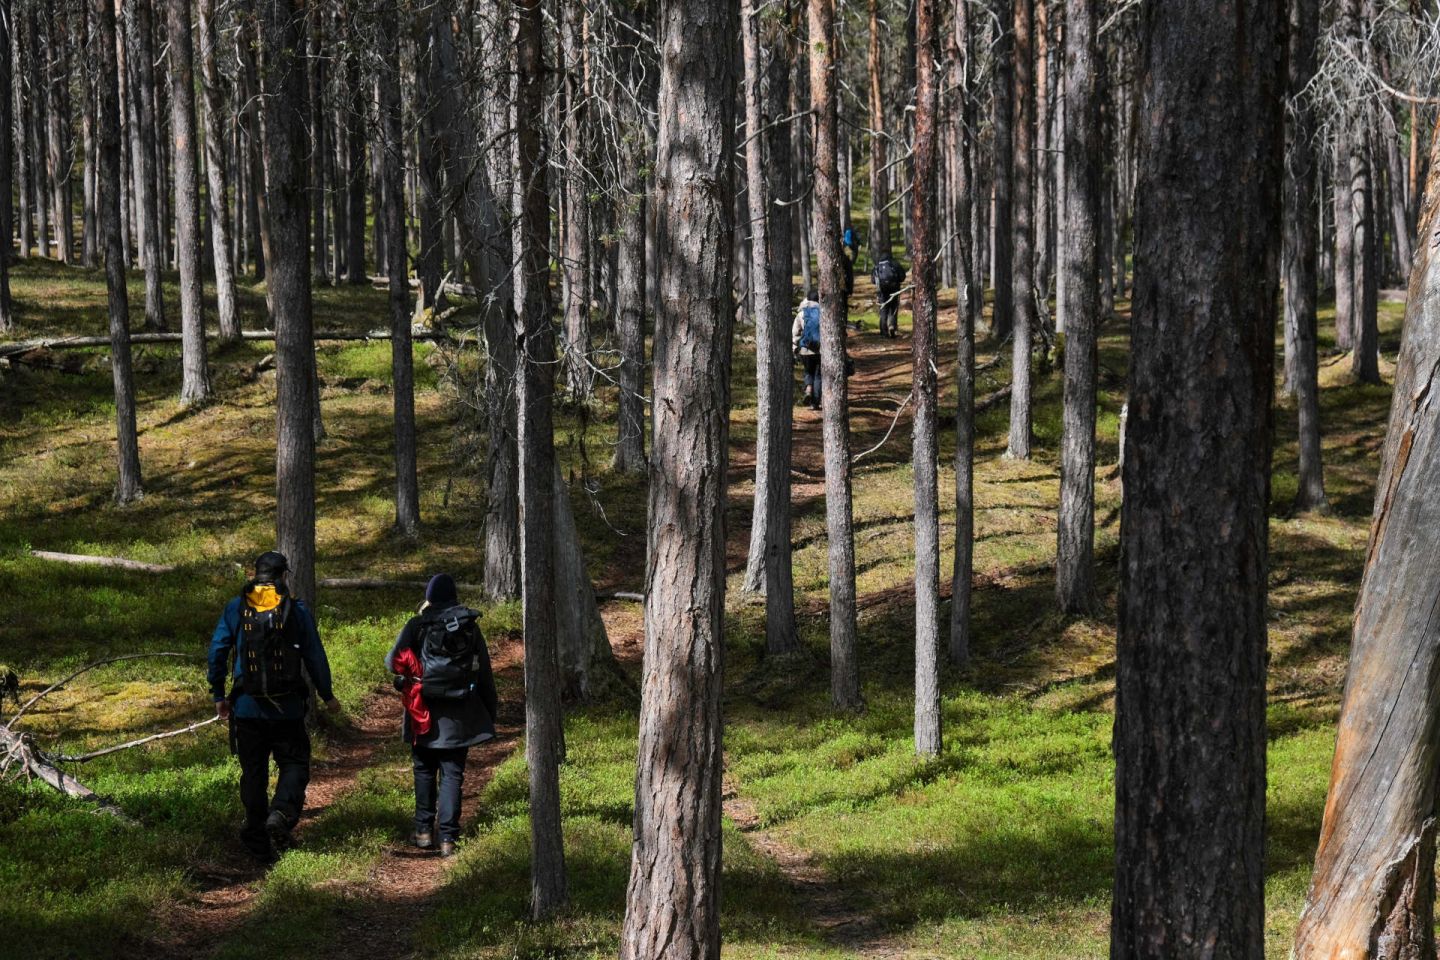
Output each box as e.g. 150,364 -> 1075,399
324,697 -> 341,715
215,699 -> 231,720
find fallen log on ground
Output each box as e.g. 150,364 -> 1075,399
0,726 -> 135,822
30,549 -> 176,574
317,576 -> 484,593
0,328 -> 457,360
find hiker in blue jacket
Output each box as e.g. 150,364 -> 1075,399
792,292 -> 823,410
208,551 -> 339,862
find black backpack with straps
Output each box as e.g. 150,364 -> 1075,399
237,595 -> 304,702
416,605 -> 484,703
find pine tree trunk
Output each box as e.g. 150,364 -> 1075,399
619,3 -> 735,957
1055,0 -> 1098,616
378,2 -> 418,537
43,11 -> 72,265
307,6 -> 326,283
28,11 -> 48,260
1033,0 -> 1052,305
513,0 -> 568,920
1286,0 -> 1327,513
260,0 -> 316,604
867,0 -> 889,261
991,0 -> 1014,340
1112,1 -> 1283,955
552,465 -> 624,702
740,0 -> 799,657
16,27 -> 30,262
947,0 -> 976,666
96,0 -> 141,504
344,31 -> 366,285
237,7 -> 266,281
810,0 -> 862,711
126,0 -> 166,330
167,0 -> 211,406
1290,122 -> 1440,960
414,18 -> 444,310
198,0 -> 239,341
1353,124 -> 1381,385
0,0 -> 12,331
1335,138 -> 1356,352
1007,0 -> 1035,459
559,1 -> 591,400
80,0 -> 98,270
910,0 -> 941,757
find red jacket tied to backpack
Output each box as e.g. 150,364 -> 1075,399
390,646 -> 433,736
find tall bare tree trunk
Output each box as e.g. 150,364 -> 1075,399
811,0 -> 862,711
866,0 -> 889,262
378,1 -> 418,537
514,0 -> 567,921
1111,1 -> 1283,956
198,0 -> 239,341
260,0 -> 315,603
307,5 -> 326,283
1055,0 -> 1098,615
344,28 -> 365,285
990,0 -> 1014,340
414,16 -> 444,311
619,2 -> 735,956
168,0 -> 211,406
0,0 -> 13,332
947,0 -> 976,666
43,10 -> 72,265
1006,0 -> 1035,459
1352,112 -> 1382,384
560,0 -> 591,400
96,0 -> 140,503
126,0 -> 166,331
552,464 -> 624,702
910,0 -> 941,757
81,1 -> 98,269
1286,0 -> 1327,513
16,23 -> 31,263
1335,139 -> 1356,352
28,10 -> 48,260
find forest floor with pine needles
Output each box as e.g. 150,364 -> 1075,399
0,258 -> 1404,959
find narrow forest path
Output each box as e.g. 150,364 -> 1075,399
157,636 -> 525,960
724,793 -> 910,958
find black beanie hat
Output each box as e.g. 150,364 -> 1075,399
254,551 -> 289,580
425,573 -> 458,606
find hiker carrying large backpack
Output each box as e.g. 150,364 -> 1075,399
385,574 -> 499,858
208,551 -> 340,863
873,254 -> 908,338
792,294 -> 824,410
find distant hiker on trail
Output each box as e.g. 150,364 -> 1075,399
385,574 -> 499,859
209,551 -> 339,864
873,253 -> 907,339
793,291 -> 823,410
842,223 -> 860,264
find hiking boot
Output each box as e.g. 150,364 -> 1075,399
439,840 -> 457,858
410,829 -> 434,850
265,810 -> 293,854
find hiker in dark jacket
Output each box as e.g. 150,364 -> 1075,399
385,574 -> 499,858
873,253 -> 908,338
209,551 -> 339,862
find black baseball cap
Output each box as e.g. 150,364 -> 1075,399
254,551 -> 290,579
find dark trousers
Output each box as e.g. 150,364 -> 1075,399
234,717 -> 310,851
413,745 -> 469,842
878,289 -> 900,335
801,353 -> 821,405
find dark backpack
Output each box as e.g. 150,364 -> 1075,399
416,606 -> 484,703
799,305 -> 822,351
875,259 -> 905,291
238,596 -> 304,701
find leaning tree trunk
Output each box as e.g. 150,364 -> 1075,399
514,0 -> 567,922
1111,2 -> 1284,957
947,0 -> 976,666
1286,0 -> 1327,513
168,0 -> 212,406
618,2 -> 735,957
125,0 -> 166,331
1055,0 -> 1099,615
95,0 -> 141,504
740,0 -> 799,656
810,0 -> 862,712
910,0 -> 941,757
260,0 -> 316,604
1291,114 -> 1440,960
379,2 -> 418,537
1006,0 -> 1035,459
198,0 -> 239,341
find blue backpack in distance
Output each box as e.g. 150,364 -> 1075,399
799,305 -> 822,351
